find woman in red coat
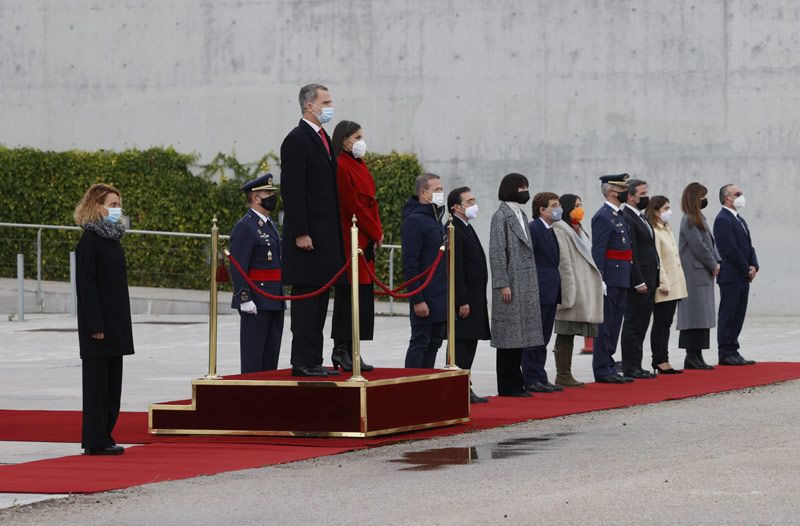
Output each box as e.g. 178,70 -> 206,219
330,120 -> 383,371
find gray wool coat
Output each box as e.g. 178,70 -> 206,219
677,214 -> 721,330
489,202 -> 544,349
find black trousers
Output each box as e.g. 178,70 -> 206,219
718,281 -> 749,358
290,288 -> 331,368
522,301 -> 557,385
330,284 -> 375,341
405,322 -> 446,368
81,356 -> 123,449
240,309 -> 284,373
496,348 -> 524,395
650,300 -> 678,366
621,286 -> 656,373
455,339 -> 478,370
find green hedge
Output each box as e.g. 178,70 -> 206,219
0,147 -> 419,291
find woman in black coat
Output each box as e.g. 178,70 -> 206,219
74,184 -> 134,455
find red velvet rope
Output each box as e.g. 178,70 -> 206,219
225,253 -> 351,301
364,249 -> 445,299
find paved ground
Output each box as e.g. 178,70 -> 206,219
2,380 -> 799,525
1,284 -> 799,522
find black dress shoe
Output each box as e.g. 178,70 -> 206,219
331,340 -> 354,371
543,381 -> 564,392
719,355 -> 755,366
84,445 -> 124,456
324,367 -> 341,376
526,382 -> 555,393
625,369 -> 656,379
595,375 -> 626,384
654,365 -> 683,375
292,366 -> 330,377
499,391 -> 533,397
470,389 -> 489,403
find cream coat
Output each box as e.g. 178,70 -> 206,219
553,221 -> 604,324
652,222 -> 688,303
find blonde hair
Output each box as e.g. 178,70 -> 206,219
74,183 -> 121,226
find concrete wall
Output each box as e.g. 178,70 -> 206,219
1,0 -> 799,314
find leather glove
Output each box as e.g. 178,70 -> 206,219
240,300 -> 257,315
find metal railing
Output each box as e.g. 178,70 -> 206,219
0,222 -> 403,319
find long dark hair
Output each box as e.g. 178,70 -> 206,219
331,120 -> 361,157
645,195 -> 670,226
681,182 -> 708,232
559,193 -> 586,234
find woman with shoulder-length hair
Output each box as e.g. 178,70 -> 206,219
489,173 -> 543,397
74,183 -> 134,455
551,194 -> 603,388
676,182 -> 721,370
646,195 -> 688,374
328,120 -> 383,372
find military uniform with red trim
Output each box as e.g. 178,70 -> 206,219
229,176 -> 285,373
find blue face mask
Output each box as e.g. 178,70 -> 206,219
316,106 -> 334,124
551,207 -> 563,222
104,207 -> 122,223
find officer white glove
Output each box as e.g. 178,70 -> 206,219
602,281 -> 607,296
240,301 -> 257,315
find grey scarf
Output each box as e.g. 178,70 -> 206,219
83,219 -> 127,240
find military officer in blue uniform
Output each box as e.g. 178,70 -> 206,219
591,173 -> 636,383
229,174 -> 285,373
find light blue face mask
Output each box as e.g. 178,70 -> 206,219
104,207 -> 123,223
316,106 -> 334,124
551,207 -> 564,222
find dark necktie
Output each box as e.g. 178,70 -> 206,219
318,129 -> 331,156
736,214 -> 749,236
640,212 -> 653,238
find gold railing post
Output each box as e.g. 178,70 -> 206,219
204,216 -> 222,380
348,215 -> 367,382
444,214 -> 459,369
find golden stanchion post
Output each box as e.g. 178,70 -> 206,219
204,216 -> 222,380
444,214 -> 459,369
348,215 -> 367,382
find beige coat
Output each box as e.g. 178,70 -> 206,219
553,221 -> 604,324
653,222 -> 688,303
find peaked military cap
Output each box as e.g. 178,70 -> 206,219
241,174 -> 277,193
598,173 -> 629,187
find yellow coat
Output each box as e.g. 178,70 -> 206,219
653,222 -> 688,303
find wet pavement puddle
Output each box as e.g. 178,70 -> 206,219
390,432 -> 575,471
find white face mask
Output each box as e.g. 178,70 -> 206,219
660,209 -> 673,223
431,192 -> 445,207
733,195 -> 746,209
465,204 -> 479,219
350,139 -> 367,158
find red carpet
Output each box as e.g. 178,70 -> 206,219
1,362 -> 799,494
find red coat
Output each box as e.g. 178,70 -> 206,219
337,153 -> 383,284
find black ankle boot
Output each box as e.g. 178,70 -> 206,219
696,350 -> 714,369
684,350 -> 712,370
331,340 -> 354,371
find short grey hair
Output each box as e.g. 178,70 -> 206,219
627,178 -> 647,194
298,83 -> 328,112
719,183 -> 734,204
415,173 -> 441,196
601,183 -> 614,197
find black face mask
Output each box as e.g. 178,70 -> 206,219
517,190 -> 531,205
259,195 -> 278,211
701,198 -> 709,209
636,196 -> 649,210
616,190 -> 629,203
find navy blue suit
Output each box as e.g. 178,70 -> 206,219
229,210 -> 285,373
401,197 -> 447,368
713,208 -> 759,358
523,218 -> 561,385
591,203 -> 633,379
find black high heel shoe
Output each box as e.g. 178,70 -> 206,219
654,364 -> 683,375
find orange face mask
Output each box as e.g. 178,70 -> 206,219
569,207 -> 585,224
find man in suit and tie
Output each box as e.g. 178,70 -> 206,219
591,174 -> 636,384
229,174 -> 285,373
620,178 -> 659,379
280,83 -> 345,377
714,184 -> 758,366
448,187 -> 490,403
524,192 -> 565,393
